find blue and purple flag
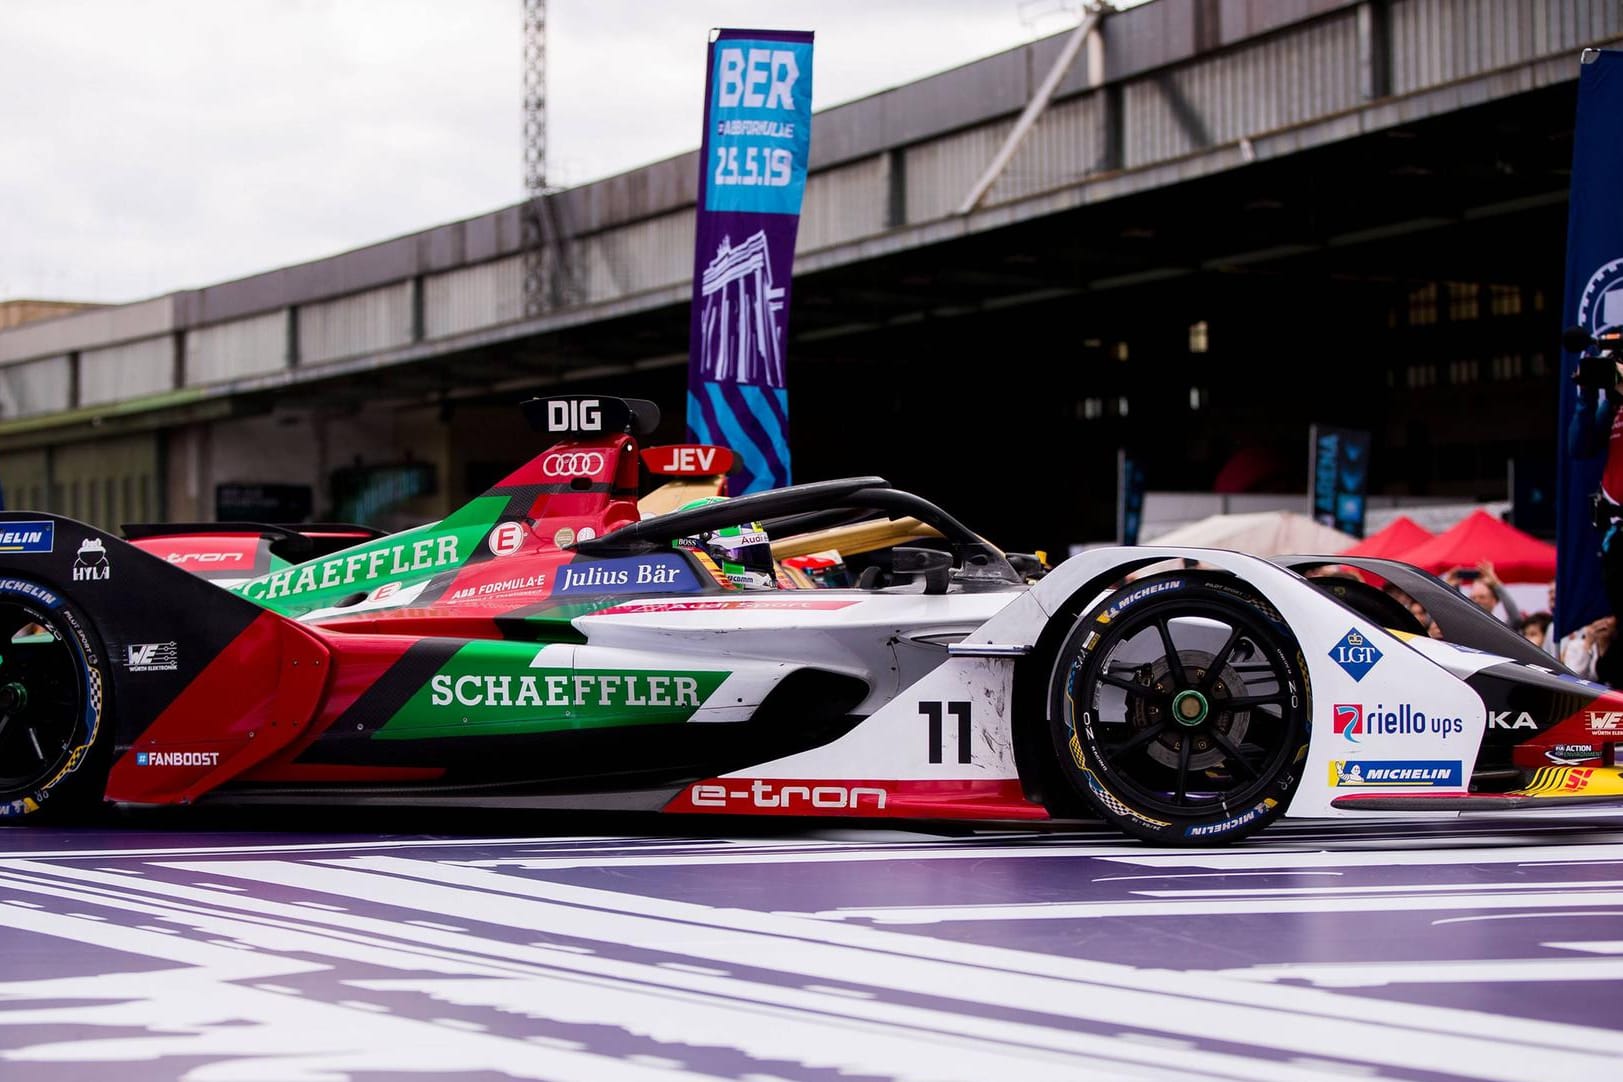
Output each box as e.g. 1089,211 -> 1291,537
1556,49 -> 1623,636
686,29 -> 814,493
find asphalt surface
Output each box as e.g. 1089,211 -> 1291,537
2,807 -> 1621,1081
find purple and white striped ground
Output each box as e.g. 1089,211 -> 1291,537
2,811 -> 1621,1080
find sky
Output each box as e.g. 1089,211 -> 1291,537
0,0 -> 1114,305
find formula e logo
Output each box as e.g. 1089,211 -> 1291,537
1488,711 -> 1538,730
125,642 -> 178,673
540,451 -> 606,478
487,521 -> 528,558
1329,629 -> 1381,681
1333,704 -> 1363,742
1587,710 -> 1623,735
72,538 -> 110,582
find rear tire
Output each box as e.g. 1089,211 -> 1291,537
0,578 -> 111,821
1048,572 -> 1310,844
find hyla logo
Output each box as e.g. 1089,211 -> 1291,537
1329,629 -> 1382,682
1333,703 -> 1363,742
72,538 -> 111,582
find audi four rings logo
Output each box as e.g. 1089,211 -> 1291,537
542,451 -> 606,477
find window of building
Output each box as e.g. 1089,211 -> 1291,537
1489,354 -> 1525,381
1188,321 -> 1209,354
1489,284 -> 1522,317
1446,281 -> 1480,321
1447,359 -> 1480,384
1408,283 -> 1438,326
1406,364 -> 1438,389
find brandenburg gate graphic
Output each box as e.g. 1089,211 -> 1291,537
698,231 -> 787,389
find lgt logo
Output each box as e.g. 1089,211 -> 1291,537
1329,629 -> 1382,682
1333,704 -> 1363,742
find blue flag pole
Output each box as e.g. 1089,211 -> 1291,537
1555,49 -> 1623,638
685,29 -> 814,494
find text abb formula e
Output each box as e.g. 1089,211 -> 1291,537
1,396 -> 1621,845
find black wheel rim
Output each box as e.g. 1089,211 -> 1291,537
1066,593 -> 1301,818
0,599 -> 87,792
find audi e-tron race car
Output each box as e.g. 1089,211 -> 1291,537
2,395 -> 1621,845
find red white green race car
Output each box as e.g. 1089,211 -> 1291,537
1,395 -> 1620,844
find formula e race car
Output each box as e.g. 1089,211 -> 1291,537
2,394 -> 1621,845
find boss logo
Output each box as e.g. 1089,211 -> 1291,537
546,399 -> 601,432
541,451 -> 606,477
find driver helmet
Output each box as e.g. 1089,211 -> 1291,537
672,497 -> 777,590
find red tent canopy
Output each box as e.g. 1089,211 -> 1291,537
1392,509 -> 1556,583
1340,515 -> 1433,559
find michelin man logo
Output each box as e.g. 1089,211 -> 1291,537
1578,257 -> 1623,337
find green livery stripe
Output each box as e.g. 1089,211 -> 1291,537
374,641 -> 729,740
233,496 -> 509,615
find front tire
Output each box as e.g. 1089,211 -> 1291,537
0,579 -> 111,820
1049,572 -> 1309,844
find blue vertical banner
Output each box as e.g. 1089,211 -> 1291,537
686,29 -> 814,493
1117,450 -> 1144,545
1557,50 -> 1623,637
1308,424 -> 1371,538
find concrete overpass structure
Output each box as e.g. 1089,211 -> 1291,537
2,0 -> 1619,549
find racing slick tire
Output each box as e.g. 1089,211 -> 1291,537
0,577 -> 111,821
1048,571 -> 1310,845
